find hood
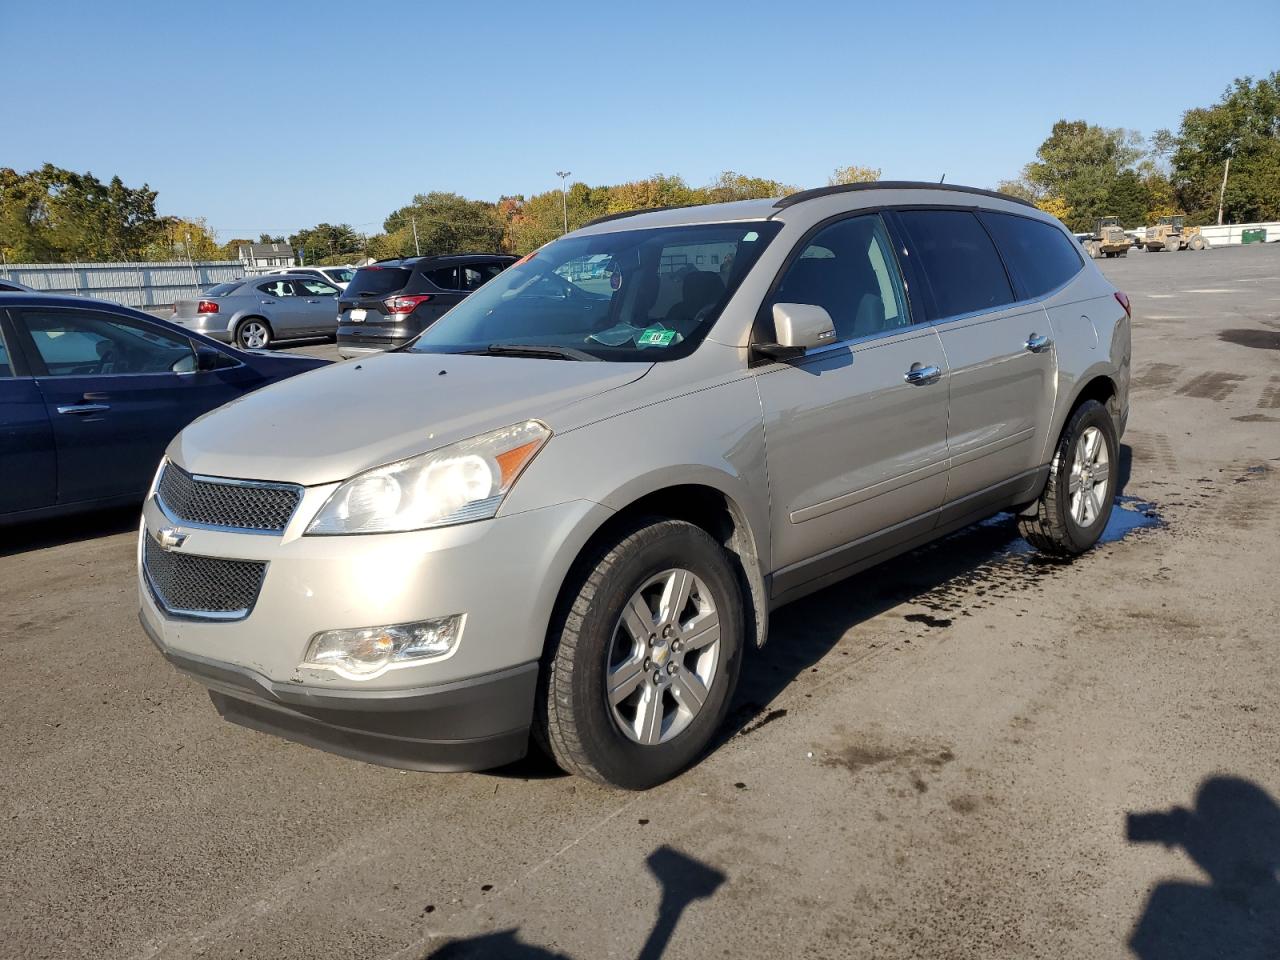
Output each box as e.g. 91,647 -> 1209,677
168,351 -> 651,485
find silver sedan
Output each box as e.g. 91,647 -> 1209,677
171,274 -> 341,349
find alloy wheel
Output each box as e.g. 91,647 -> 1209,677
605,568 -> 721,746
1068,425 -> 1110,527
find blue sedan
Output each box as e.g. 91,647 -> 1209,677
0,293 -> 328,525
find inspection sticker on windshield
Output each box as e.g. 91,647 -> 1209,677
637,328 -> 676,348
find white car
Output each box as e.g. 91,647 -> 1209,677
264,265 -> 355,290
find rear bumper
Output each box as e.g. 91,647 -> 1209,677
141,613 -> 536,771
337,320 -> 421,356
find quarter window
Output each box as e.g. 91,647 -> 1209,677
979,212 -> 1083,299
896,209 -> 1015,319
427,266 -> 459,290
19,309 -> 194,376
770,214 -> 911,341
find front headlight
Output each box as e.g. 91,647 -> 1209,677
306,420 -> 550,535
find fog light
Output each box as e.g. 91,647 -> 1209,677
301,615 -> 464,680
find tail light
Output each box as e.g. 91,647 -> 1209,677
1114,291 -> 1131,320
385,294 -> 432,315
197,300 -> 219,314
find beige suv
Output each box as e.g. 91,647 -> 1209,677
140,182 -> 1131,789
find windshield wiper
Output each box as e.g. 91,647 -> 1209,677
483,342 -> 601,362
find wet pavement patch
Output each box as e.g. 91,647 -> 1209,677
1097,496 -> 1163,544
1219,328 -> 1280,350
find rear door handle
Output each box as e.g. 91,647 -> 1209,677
1025,333 -> 1052,353
305,299 -> 320,304
904,364 -> 942,385
56,403 -> 110,415
261,299 -> 276,305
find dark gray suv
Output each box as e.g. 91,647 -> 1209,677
336,254 -> 515,358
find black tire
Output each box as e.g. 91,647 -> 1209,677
235,317 -> 273,349
1018,399 -> 1118,557
536,517 -> 744,789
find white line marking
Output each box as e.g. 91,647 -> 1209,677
1182,288 -> 1238,294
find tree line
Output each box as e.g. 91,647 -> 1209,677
2,71 -> 1274,265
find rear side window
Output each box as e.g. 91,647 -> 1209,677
979,212 -> 1083,299
896,209 -> 1014,319
346,267 -> 411,297
0,329 -> 12,377
256,280 -> 297,297
427,266 -> 459,290
460,262 -> 505,291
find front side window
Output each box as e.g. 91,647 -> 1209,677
298,279 -> 339,296
19,308 -> 194,376
979,212 -> 1083,300
896,209 -> 1015,319
769,214 -> 911,341
409,221 -> 782,361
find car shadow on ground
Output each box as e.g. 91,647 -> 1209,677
1126,775 -> 1280,958
718,442 -> 1134,742
424,846 -> 725,960
0,503 -> 140,558
500,443 -> 1135,779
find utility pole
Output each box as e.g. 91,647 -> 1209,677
411,215 -> 421,256
555,170 -> 571,234
1217,154 -> 1232,227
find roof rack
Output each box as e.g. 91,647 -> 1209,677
773,180 -> 1035,210
582,205 -> 704,228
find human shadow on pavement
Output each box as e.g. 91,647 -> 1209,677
1127,775 -> 1280,959
425,846 -> 725,960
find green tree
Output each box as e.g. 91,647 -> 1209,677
702,170 -> 798,203
1162,71 -> 1280,224
289,222 -> 361,264
1021,120 -> 1148,231
0,164 -> 164,262
381,191 -> 505,258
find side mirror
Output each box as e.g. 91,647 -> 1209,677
752,302 -> 837,361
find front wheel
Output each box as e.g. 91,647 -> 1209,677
1019,399 -> 1118,557
537,518 -> 744,789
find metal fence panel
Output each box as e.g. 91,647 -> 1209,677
0,260 -> 251,308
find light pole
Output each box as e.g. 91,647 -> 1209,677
555,170 -> 571,234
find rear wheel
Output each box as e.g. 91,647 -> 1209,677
537,518 -> 744,789
1019,399 -> 1118,557
235,318 -> 272,349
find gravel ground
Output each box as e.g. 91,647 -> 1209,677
2,243 -> 1278,960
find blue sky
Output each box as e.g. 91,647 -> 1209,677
7,0 -> 1278,242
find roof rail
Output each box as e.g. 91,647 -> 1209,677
580,205 -> 692,228
773,180 -> 1035,210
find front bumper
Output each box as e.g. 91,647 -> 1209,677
138,491 -> 612,769
141,614 -> 536,770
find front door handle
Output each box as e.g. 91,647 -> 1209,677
56,403 -> 111,415
1025,333 -> 1052,353
305,299 -> 320,304
904,364 -> 942,385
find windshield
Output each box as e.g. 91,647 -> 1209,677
408,221 -> 781,361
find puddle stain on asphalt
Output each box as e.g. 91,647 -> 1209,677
1219,328 -> 1280,351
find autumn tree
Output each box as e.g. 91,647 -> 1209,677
828,165 -> 881,185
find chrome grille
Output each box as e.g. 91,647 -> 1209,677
143,535 -> 266,620
157,462 -> 301,533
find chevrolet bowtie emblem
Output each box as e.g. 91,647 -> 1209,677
157,527 -> 188,551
